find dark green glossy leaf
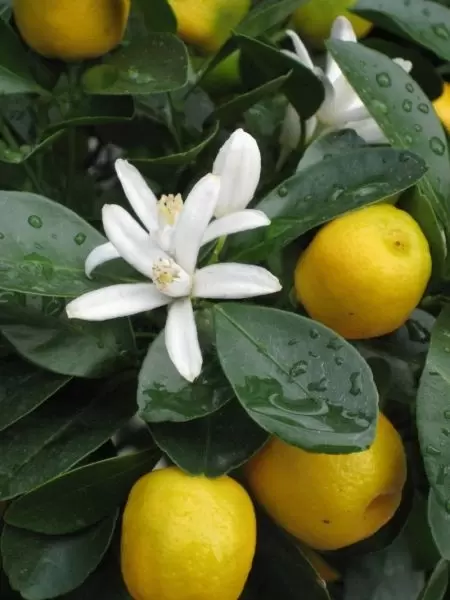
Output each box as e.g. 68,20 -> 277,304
236,0 -> 309,38
215,303 -> 378,452
138,329 -> 234,423
0,375 -> 137,500
0,358 -> 70,431
354,0 -> 450,61
418,559 -> 448,600
150,400 -> 268,477
82,32 -> 188,95
0,191 -> 139,297
133,0 -> 176,32
0,19 -> 45,95
236,34 -> 324,119
0,131 -> 63,165
327,41 -> 450,277
5,448 -> 160,534
62,554 -> 132,600
297,128 -> 367,172
228,147 -> 426,263
2,514 -> 117,600
0,299 -> 135,378
405,493 -> 440,572
428,490 -> 450,560
213,73 -> 289,125
417,306 -> 450,510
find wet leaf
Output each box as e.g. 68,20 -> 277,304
417,559 -> 448,600
133,0 -> 176,32
428,489 -> 450,560
236,0 -> 310,38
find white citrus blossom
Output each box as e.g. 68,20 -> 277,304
278,16 -> 413,166
66,172 -> 281,382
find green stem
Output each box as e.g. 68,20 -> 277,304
208,235 -> 227,265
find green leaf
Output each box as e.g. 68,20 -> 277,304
417,306 -> 450,510
0,375 -> 137,500
82,32 -> 188,95
326,41 -> 450,276
62,554 -> 132,600
0,300 -> 135,378
236,0 -> 308,38
228,147 -> 427,263
296,128 -> 367,172
214,304 -> 378,452
2,514 -> 117,600
236,34 -> 324,119
133,0 -> 176,32
428,489 -> 450,560
354,0 -> 450,61
0,20 -> 44,95
5,448 -> 160,534
138,329 -> 234,423
0,191 -> 139,298
150,400 -> 268,477
417,559 -> 448,600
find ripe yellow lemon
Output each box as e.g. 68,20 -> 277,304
13,0 -> 130,60
295,204 -> 431,339
433,82 -> 450,133
292,0 -> 372,48
168,0 -> 250,53
246,413 -> 406,551
121,467 -> 256,600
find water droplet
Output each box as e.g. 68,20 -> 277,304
402,99 -> 413,112
28,215 -> 42,228
0,232 -> 4,240
1,148 -> 23,163
335,356 -> 344,366
426,444 -> 441,456
327,337 -> 343,351
309,329 -> 319,339
430,137 -> 446,156
404,135 -> 413,146
307,377 -> 328,393
349,372 -> 362,396
445,500 -> 450,514
278,186 -> 288,197
432,23 -> 449,40
405,82 -> 414,93
414,124 -> 422,133
308,350 -> 319,358
372,99 -> 388,114
444,409 -> 450,419
74,232 -> 86,245
329,185 -> 345,202
422,7 -> 431,16
288,339 -> 298,346
418,103 -> 429,114
442,428 -> 450,437
125,67 -> 154,84
289,360 -> 308,378
376,72 -> 391,88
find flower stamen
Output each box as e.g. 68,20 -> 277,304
152,257 -> 181,291
158,194 -> 183,226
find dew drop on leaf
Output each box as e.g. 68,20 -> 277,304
372,99 -> 388,114
0,232 -> 4,240
414,124 -> 422,133
349,372 -> 362,396
27,215 -> 43,228
426,444 -> 442,456
405,82 -> 414,93
418,103 -> 430,114
335,356 -> 344,366
375,72 -> 391,88
278,186 -> 288,197
402,99 -> 413,112
429,137 -> 446,156
74,233 -> 87,245
309,329 -> 319,339
432,24 -> 450,40
404,134 -> 413,146
307,378 -> 328,392
444,409 -> 450,419
289,360 -> 308,378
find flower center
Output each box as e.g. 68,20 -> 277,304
158,194 -> 183,226
152,257 -> 181,291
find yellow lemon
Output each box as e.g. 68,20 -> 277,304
433,82 -> 450,133
292,0 -> 372,48
246,413 -> 407,551
168,0 -> 250,53
14,0 -> 130,60
295,204 -> 431,339
121,466 -> 256,600
201,51 -> 242,93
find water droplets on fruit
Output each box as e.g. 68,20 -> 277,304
402,99 -> 413,113
74,233 -> 87,246
376,72 -> 391,88
429,137 -> 446,156
28,215 -> 42,229
349,372 -> 362,396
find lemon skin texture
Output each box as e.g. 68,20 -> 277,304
121,466 -> 256,600
295,204 -> 432,340
292,0 -> 372,48
246,413 -> 407,551
14,0 -> 130,60
168,0 -> 251,53
433,82 -> 450,133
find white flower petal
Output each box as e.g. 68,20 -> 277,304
102,204 -> 167,279
165,298 -> 202,382
285,30 -> 314,70
326,16 -> 357,85
318,73 -> 365,126
194,263 -> 282,299
348,117 -> 387,144
202,210 -> 270,246
115,159 -> 158,232
173,173 -> 220,275
278,105 -> 317,169
66,283 -> 170,321
85,242 -> 120,278
394,57 -> 413,73
212,129 -> 261,216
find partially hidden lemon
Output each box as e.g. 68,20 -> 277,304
292,0 -> 372,49
295,204 -> 432,339
168,0 -> 250,53
121,466 -> 256,600
433,81 -> 450,133
14,0 -> 130,60
246,413 -> 407,551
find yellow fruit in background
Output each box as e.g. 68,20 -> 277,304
292,0 -> 373,48
201,51 -> 242,93
14,0 -> 130,60
246,413 -> 407,551
295,204 -> 431,339
168,0 -> 251,53
433,81 -> 450,133
121,467 -> 256,600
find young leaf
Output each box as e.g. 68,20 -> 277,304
1,514 -> 117,600
236,0 -> 309,38
214,304 -> 378,453
150,400 -> 269,477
